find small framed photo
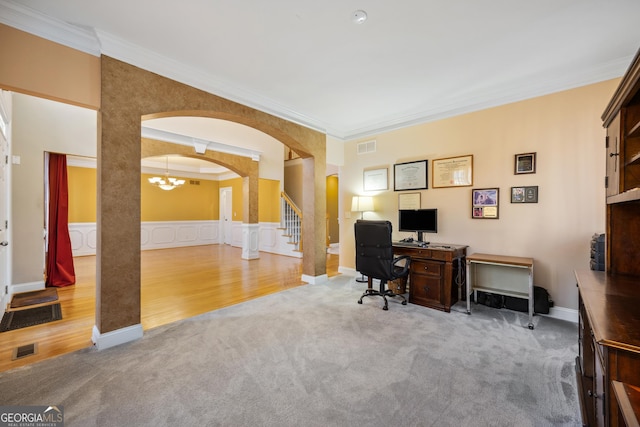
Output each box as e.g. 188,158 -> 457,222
363,168 -> 388,191
472,188 -> 499,219
515,152 -> 536,174
511,186 -> 538,203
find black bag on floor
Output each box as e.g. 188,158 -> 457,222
476,291 -> 504,309
504,286 -> 553,314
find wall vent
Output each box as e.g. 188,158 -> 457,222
189,180 -> 200,185
357,140 -> 376,155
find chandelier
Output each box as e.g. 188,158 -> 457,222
148,156 -> 186,191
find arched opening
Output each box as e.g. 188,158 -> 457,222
93,56 -> 327,349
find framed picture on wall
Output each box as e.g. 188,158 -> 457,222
471,188 -> 499,219
363,168 -> 388,191
515,152 -> 536,174
511,186 -> 538,203
394,160 -> 428,191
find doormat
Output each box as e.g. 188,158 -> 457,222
0,304 -> 62,332
10,288 -> 59,309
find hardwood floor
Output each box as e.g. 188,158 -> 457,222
0,245 -> 340,373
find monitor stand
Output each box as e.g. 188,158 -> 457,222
417,231 -> 424,243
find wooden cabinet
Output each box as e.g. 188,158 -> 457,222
602,48 -> 640,276
576,47 -> 640,426
392,243 -> 466,312
576,271 -> 640,427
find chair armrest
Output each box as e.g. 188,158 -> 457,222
392,255 -> 411,277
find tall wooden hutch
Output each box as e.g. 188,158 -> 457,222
575,48 -> 640,426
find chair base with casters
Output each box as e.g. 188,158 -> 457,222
357,277 -> 407,311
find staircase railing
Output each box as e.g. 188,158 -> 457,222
280,192 -> 302,251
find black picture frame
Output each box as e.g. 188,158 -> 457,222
511,186 -> 538,203
394,160 -> 428,191
515,152 -> 536,174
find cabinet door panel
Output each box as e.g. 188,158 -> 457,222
607,113 -> 621,197
409,274 -> 442,305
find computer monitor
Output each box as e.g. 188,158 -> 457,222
398,209 -> 437,242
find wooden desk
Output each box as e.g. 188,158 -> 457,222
466,253 -> 535,329
392,243 -> 467,312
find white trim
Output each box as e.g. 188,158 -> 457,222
92,324 -> 143,350
141,127 -> 261,160
3,281 -> 45,315
0,0 -> 101,56
1,0 -> 631,140
302,274 -> 328,285
540,306 -> 578,324
241,223 -> 260,260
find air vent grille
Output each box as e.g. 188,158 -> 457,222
357,140 -> 376,155
190,180 -> 200,185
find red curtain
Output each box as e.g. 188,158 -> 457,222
46,153 -> 76,287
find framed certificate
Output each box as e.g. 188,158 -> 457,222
432,155 -> 473,188
398,193 -> 421,210
363,168 -> 388,191
394,160 -> 428,191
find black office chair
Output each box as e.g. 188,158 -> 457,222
355,220 -> 410,310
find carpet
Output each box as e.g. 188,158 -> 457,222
0,303 -> 62,332
10,288 -> 59,308
0,276 -> 580,426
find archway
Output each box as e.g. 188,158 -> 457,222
94,56 -> 327,349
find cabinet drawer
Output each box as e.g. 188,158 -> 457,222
411,259 -> 443,277
409,274 -> 442,305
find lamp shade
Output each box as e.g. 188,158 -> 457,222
351,196 -> 374,212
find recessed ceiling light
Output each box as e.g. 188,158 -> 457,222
352,10 -> 367,24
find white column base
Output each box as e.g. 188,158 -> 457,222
302,274 -> 328,285
92,324 -> 143,350
241,223 -> 260,260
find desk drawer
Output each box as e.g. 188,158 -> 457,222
410,274 -> 442,306
411,259 -> 443,277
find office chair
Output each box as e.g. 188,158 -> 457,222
354,220 -> 410,310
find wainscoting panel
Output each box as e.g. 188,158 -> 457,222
69,221 -> 299,258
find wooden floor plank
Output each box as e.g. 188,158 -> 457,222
0,245 -> 340,372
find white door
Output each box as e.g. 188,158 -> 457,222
219,187 -> 233,245
0,91 -> 11,311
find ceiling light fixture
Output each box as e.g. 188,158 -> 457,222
352,10 -> 367,24
148,156 -> 186,191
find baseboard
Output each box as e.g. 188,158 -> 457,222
9,281 -> 45,295
302,274 -> 328,285
92,324 -> 143,350
541,306 -> 578,323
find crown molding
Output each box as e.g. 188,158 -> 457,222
141,127 -> 262,160
0,0 -> 100,55
338,55 -> 631,141
1,0 -> 631,142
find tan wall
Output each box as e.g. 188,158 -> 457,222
326,175 -> 339,244
284,160 -> 303,208
258,179 -> 281,223
341,80 -> 618,310
0,24 -> 100,109
68,166 -> 97,222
